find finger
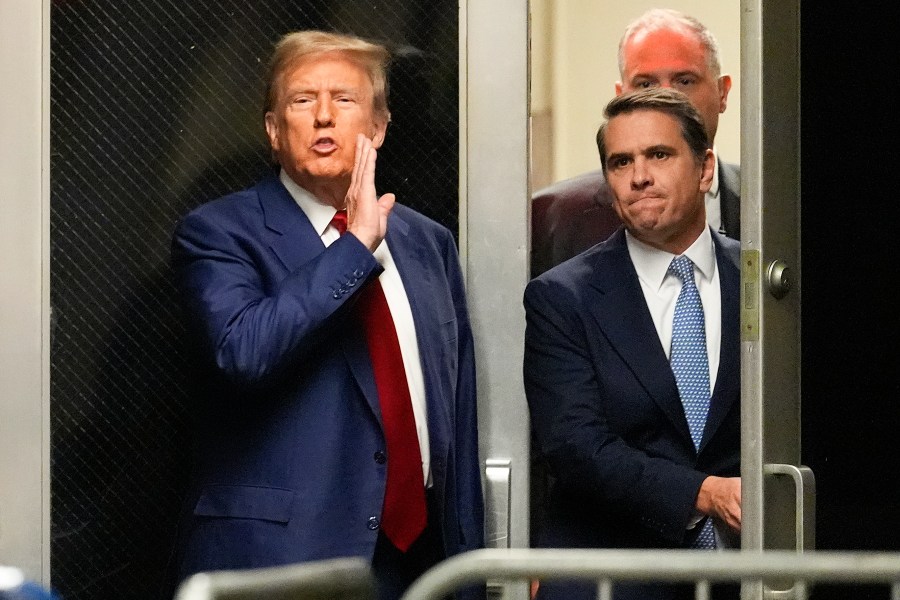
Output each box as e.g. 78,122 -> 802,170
348,134 -> 367,222
378,192 -> 396,215
363,144 -> 378,191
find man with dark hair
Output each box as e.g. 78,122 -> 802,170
525,88 -> 741,600
171,30 -> 483,600
531,8 -> 739,278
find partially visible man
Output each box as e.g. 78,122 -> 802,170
525,88 -> 741,600
531,8 -> 739,277
170,30 -> 483,600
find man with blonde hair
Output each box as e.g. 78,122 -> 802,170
170,30 -> 483,600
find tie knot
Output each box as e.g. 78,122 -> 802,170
331,209 -> 348,235
669,255 -> 695,284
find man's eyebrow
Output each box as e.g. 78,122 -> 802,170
283,85 -> 361,95
671,69 -> 702,78
606,151 -> 632,164
645,144 -> 677,155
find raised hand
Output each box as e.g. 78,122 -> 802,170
346,133 -> 396,252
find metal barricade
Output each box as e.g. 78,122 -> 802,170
400,548 -> 900,600
174,557 -> 375,600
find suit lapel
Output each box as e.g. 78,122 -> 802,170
585,232 -> 694,446
255,176 -> 381,419
384,212 -> 453,452
700,233 -> 741,449
256,176 -> 326,271
341,327 -> 381,421
718,160 -> 741,240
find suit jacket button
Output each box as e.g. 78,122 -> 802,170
374,451 -> 386,464
367,516 -> 380,530
353,269 -> 365,278
332,290 -> 341,299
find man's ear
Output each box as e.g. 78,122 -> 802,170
699,149 -> 715,193
371,117 -> 389,149
718,75 -> 733,113
264,112 -> 280,150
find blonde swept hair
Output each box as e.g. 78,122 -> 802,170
263,30 -> 391,125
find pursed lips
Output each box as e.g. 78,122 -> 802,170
629,192 -> 665,205
311,137 -> 337,153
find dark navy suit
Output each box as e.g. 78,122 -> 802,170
170,175 -> 483,587
524,228 -> 741,599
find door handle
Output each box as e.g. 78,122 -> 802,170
761,464 -> 816,599
484,458 -> 511,549
762,464 -> 816,551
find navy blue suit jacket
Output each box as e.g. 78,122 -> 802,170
171,175 -> 483,578
524,227 -> 740,551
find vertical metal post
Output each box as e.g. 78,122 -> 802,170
0,0 -> 50,585
461,0 -> 530,598
741,0 -> 804,597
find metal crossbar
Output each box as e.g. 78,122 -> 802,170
174,557 -> 375,600
400,549 -> 900,600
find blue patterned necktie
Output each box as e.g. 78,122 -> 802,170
669,255 -> 716,549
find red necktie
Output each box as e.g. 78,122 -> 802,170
330,210 -> 427,551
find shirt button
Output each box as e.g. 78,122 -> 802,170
367,516 -> 380,530
374,451 -> 386,464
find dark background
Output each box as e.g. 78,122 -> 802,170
801,4 -> 900,600
49,2 -> 458,599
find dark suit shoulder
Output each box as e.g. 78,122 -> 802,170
713,229 -> 741,266
529,230 -> 626,293
390,202 -> 452,238
720,161 -> 740,191
178,177 -> 277,225
532,169 -> 606,203
531,169 -> 622,277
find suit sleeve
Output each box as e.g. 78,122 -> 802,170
523,277 -> 706,543
172,207 -> 380,389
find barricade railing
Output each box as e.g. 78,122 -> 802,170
400,548 -> 900,600
174,557 -> 375,600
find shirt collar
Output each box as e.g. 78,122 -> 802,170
626,225 -> 716,291
279,169 -> 340,236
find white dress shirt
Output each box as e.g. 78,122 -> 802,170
625,225 -> 722,392
279,171 -> 431,485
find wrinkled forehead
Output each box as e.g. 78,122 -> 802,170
277,51 -> 374,96
623,28 -> 711,75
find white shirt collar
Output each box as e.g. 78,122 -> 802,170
279,169 -> 340,236
625,225 -> 716,291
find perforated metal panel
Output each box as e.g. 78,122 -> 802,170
49,3 -> 458,599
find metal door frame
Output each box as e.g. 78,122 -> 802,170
741,1 -> 808,597
0,0 -> 51,586
460,0 -> 531,576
